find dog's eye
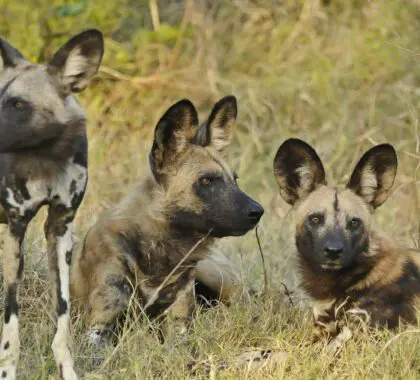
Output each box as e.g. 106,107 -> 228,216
13,100 -> 27,110
7,98 -> 29,110
349,218 -> 361,229
199,177 -> 212,186
308,214 -> 323,226
311,216 -> 320,224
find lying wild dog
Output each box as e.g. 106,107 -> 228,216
273,139 -> 420,340
71,96 -> 264,346
0,31 -> 103,379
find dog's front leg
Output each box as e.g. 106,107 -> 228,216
166,278 -> 196,336
0,216 -> 29,380
45,206 -> 78,380
311,298 -> 341,342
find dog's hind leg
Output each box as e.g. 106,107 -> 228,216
45,206 -> 78,380
195,249 -> 248,306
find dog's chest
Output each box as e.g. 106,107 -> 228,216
1,159 -> 87,215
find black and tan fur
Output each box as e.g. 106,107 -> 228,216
273,139 -> 420,339
71,96 -> 263,346
0,31 -> 103,379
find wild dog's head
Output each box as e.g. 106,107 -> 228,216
273,139 -> 397,271
149,96 -> 264,238
0,29 -> 103,156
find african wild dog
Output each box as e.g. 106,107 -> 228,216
71,96 -> 264,346
273,139 -> 420,339
0,31 -> 103,379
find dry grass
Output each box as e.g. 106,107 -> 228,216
0,0 -> 420,378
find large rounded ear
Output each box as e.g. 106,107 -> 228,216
347,144 -> 397,209
149,99 -> 198,183
273,139 -> 326,205
47,29 -> 104,93
0,38 -> 28,71
193,96 -> 237,152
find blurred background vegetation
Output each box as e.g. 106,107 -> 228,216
1,1 -> 418,223
1,0 -> 420,377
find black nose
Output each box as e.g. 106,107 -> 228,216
324,245 -> 343,260
246,199 -> 264,223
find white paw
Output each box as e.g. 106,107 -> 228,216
86,328 -> 109,350
234,350 -> 288,370
326,326 -> 353,355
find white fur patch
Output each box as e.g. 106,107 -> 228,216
64,47 -> 88,78
346,307 -> 371,324
211,126 -> 231,152
61,46 -> 100,91
196,249 -> 243,302
326,326 -> 352,355
6,181 -> 44,216
51,223 -> 78,379
6,160 -> 87,215
57,224 -> 72,305
52,315 -> 77,380
56,163 -> 87,208
0,315 -> 19,379
173,128 -> 189,153
234,350 -> 288,370
86,328 -> 107,349
359,166 -> 377,203
296,164 -> 315,198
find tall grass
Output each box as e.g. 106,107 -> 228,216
0,0 -> 419,378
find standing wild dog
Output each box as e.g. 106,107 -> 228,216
0,31 -> 103,379
273,139 -> 420,339
71,96 -> 264,346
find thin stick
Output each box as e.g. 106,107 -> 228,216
149,0 -> 160,31
255,226 -> 268,295
280,282 -> 294,307
99,66 -> 162,85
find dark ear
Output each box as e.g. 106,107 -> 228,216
273,139 -> 326,205
194,96 -> 237,152
149,99 -> 198,182
0,38 -> 28,71
48,29 -> 104,93
347,144 -> 397,209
